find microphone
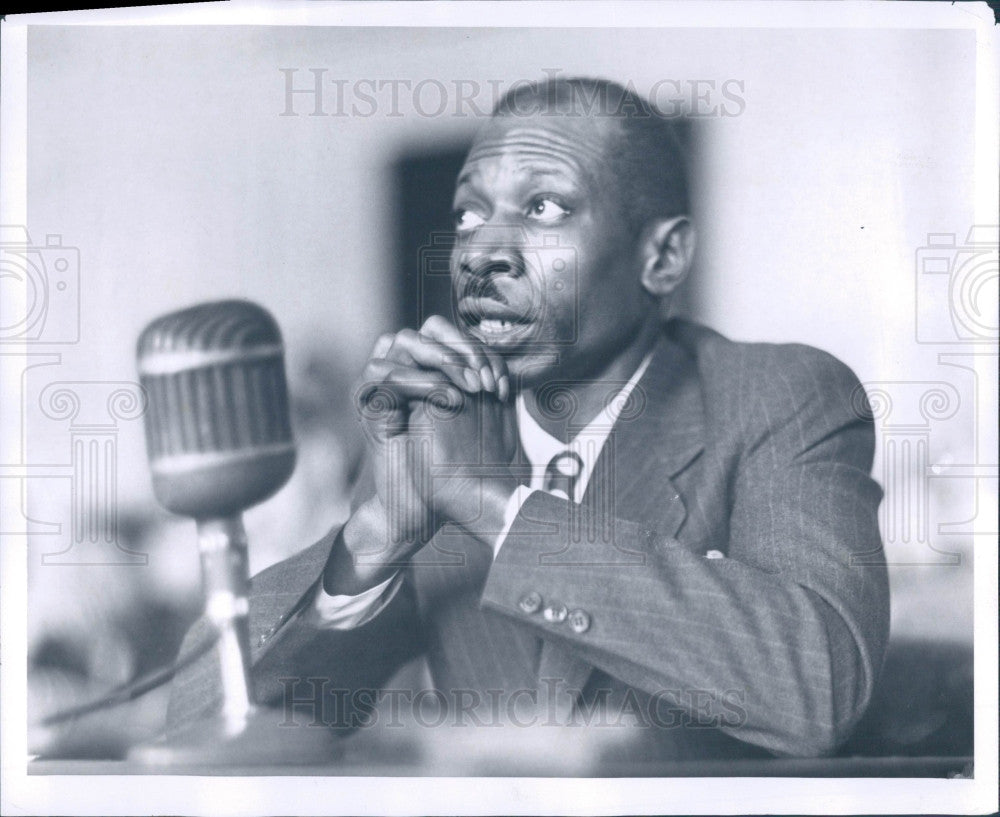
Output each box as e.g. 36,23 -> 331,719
136,300 -> 295,737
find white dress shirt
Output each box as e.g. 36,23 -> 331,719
304,352 -> 653,629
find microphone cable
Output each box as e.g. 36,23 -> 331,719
38,628 -> 220,727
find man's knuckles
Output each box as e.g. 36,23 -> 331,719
371,332 -> 395,358
420,314 -> 452,335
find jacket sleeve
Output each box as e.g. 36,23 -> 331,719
479,348 -> 889,757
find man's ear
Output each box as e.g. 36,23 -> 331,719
639,216 -> 696,299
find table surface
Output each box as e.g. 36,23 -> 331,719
30,755 -> 973,778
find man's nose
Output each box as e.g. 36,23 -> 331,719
457,223 -> 527,278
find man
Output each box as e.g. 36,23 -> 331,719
169,77 -> 889,760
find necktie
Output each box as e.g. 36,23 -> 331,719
543,450 -> 584,501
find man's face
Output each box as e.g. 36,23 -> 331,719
449,111 -> 652,385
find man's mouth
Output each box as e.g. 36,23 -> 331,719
455,257 -> 541,348
477,317 -> 521,335
457,296 -> 536,347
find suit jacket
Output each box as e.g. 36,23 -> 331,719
168,319 -> 889,759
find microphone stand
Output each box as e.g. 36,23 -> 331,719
128,513 -> 337,768
195,517 -> 254,737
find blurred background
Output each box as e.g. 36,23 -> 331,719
13,25 -> 990,761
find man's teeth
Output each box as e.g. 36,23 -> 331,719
478,318 -> 514,334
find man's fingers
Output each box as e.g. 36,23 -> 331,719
371,332 -> 395,360
420,315 -> 510,400
366,318 -> 511,402
419,315 -> 488,385
356,360 -> 463,413
384,329 -> 478,393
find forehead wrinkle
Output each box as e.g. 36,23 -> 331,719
496,125 -> 608,154
464,143 -> 587,173
461,132 -> 612,193
467,130 -> 606,166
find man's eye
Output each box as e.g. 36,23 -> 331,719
454,209 -> 486,232
528,198 -> 570,223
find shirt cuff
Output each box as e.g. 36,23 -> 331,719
493,485 -> 538,560
301,571 -> 403,630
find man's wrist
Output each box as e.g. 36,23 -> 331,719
308,570 -> 403,629
457,476 -> 520,552
323,497 -> 415,595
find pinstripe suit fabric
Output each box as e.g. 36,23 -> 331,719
167,319 -> 889,759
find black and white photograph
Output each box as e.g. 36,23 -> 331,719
1,2 -> 997,815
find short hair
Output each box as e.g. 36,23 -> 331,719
492,77 -> 690,233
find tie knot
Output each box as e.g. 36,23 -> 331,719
544,450 -> 584,500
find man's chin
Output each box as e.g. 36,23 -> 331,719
455,321 -> 567,388
501,347 -> 566,391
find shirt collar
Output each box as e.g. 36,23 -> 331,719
516,352 -> 654,496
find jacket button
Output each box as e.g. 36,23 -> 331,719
257,634 -> 267,647
568,609 -> 591,634
518,591 -> 543,614
705,549 -> 725,559
543,603 -> 568,623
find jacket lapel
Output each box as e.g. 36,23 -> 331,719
536,328 -> 707,720
601,329 -> 706,536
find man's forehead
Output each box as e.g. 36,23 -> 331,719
460,112 -> 618,181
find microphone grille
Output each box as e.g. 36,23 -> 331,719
136,300 -> 295,517
138,300 -> 292,458
137,298 -> 283,357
